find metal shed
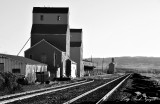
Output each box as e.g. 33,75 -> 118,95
0,54 -> 47,83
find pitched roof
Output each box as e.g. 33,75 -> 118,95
33,7 -> 69,13
70,42 -> 82,47
70,29 -> 82,33
31,24 -> 68,34
25,39 -> 63,53
0,54 -> 46,65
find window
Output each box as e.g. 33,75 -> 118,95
12,69 -> 20,73
29,55 -> 32,59
40,15 -> 44,21
57,16 -> 61,21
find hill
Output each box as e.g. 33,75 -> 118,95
85,57 -> 160,73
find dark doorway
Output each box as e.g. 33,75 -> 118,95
66,59 -> 71,77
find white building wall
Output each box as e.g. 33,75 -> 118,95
66,26 -> 70,57
71,61 -> 77,78
61,52 -> 66,77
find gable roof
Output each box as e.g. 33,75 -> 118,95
70,29 -> 82,33
0,54 -> 46,65
33,7 -> 69,13
25,39 -> 63,53
31,24 -> 68,34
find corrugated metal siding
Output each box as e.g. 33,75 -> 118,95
0,57 -> 26,75
0,63 -> 4,72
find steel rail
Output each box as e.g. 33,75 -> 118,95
96,74 -> 132,104
0,79 -> 87,100
63,74 -> 128,104
0,79 -> 94,104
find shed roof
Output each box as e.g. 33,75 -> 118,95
31,24 -> 68,34
0,54 -> 46,65
33,7 -> 69,13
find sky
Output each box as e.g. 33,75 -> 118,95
0,0 -> 160,58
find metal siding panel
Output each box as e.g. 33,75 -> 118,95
4,58 -> 8,72
20,63 -> 23,75
23,64 -> 26,75
11,59 -> 15,72
21,63 -> 26,75
8,58 -> 12,72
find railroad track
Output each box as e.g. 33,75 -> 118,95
0,79 -> 94,104
64,74 -> 131,104
0,74 -> 131,104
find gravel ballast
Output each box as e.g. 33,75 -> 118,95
10,78 -> 116,104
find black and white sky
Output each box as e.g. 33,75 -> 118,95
0,0 -> 160,58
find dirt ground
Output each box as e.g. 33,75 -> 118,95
109,73 -> 160,103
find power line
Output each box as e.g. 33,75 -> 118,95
17,37 -> 31,56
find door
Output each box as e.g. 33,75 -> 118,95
66,59 -> 71,77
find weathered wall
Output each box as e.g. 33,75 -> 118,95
0,57 -> 26,75
25,40 -> 62,78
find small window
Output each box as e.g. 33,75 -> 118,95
40,15 -> 44,21
29,55 -> 32,59
12,69 -> 20,73
57,16 -> 61,21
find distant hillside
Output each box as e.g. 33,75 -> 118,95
84,57 -> 160,73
